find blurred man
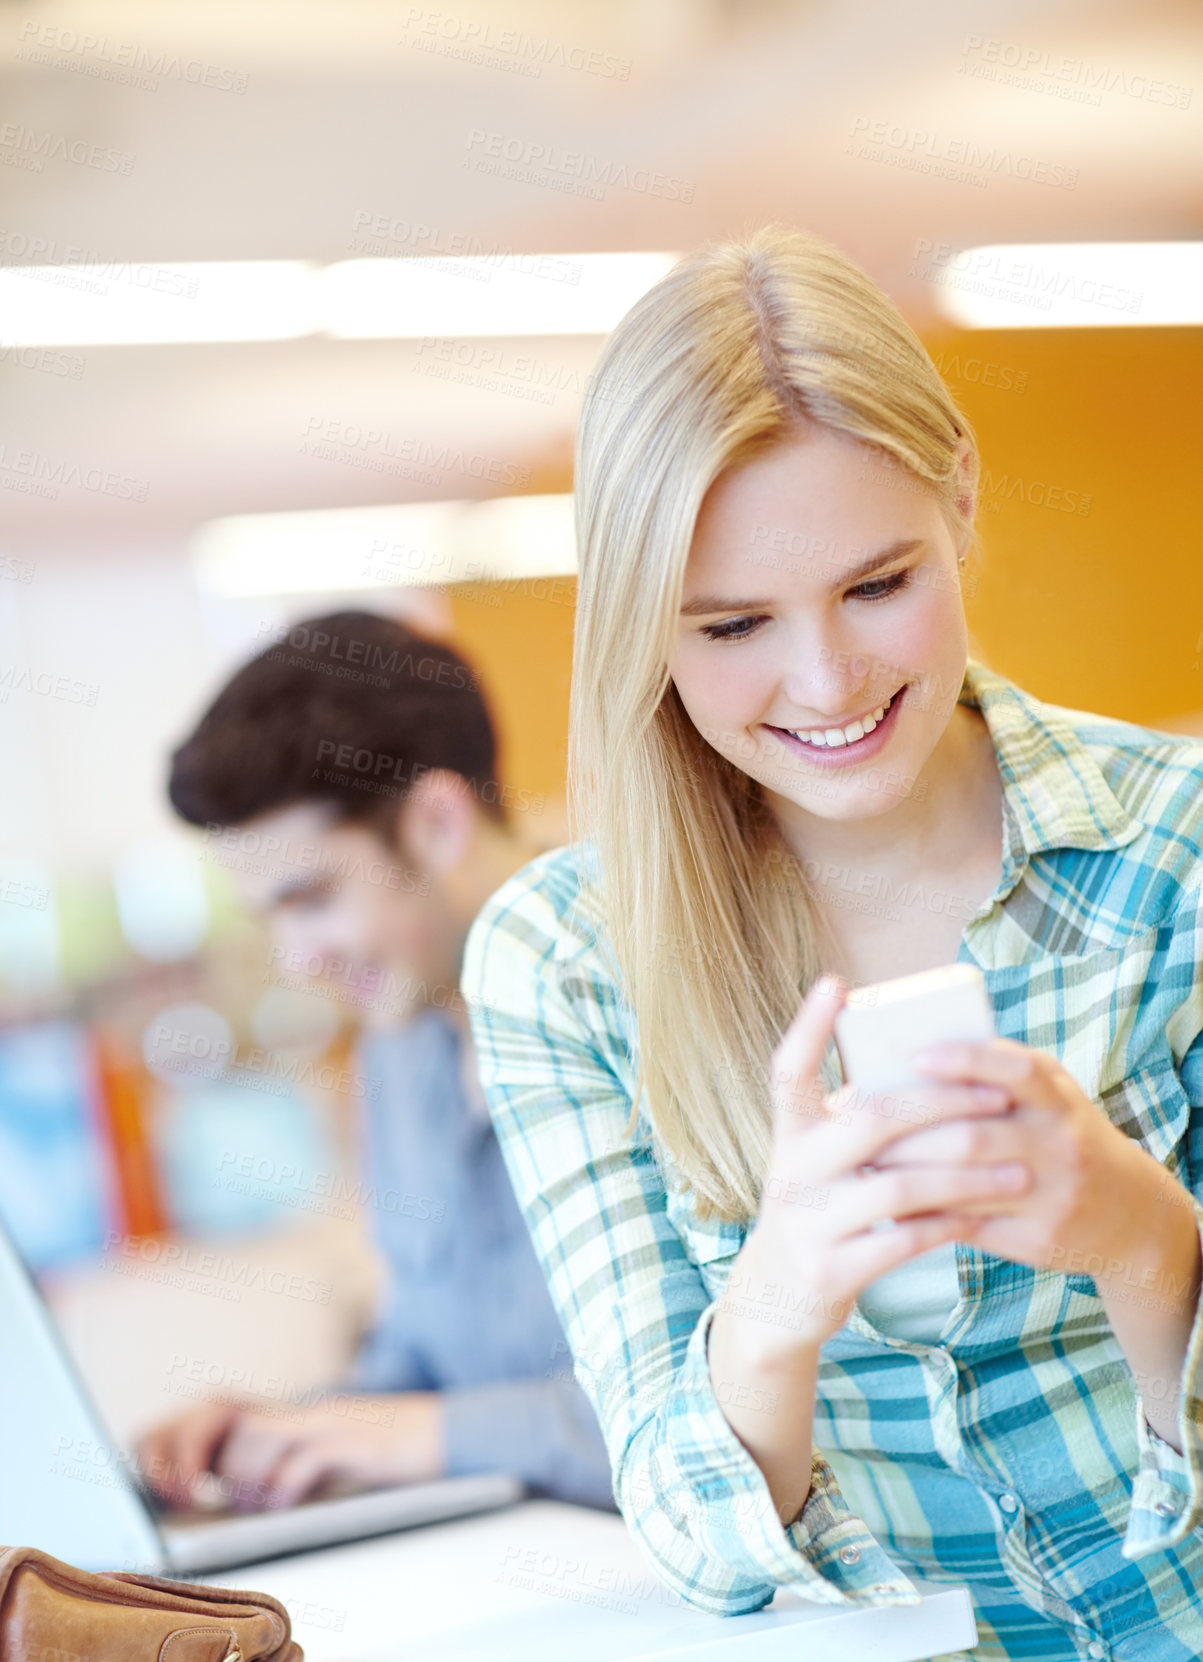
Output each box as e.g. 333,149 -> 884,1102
136,610 -> 615,1513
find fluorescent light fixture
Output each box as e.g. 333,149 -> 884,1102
0,261 -> 319,345
193,494 -> 576,596
0,254 -> 678,346
928,242 -> 1203,328
321,252 -> 678,337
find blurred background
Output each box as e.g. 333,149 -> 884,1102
0,0 -> 1200,1441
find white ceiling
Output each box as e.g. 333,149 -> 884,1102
0,0 -> 1200,553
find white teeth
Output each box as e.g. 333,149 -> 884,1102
787,693 -> 894,748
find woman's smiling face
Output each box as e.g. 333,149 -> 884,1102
670,419 -> 973,832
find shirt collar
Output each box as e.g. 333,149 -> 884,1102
959,657 -> 1144,868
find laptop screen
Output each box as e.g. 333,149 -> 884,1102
0,1211 -> 167,1572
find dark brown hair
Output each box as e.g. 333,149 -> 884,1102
168,610 -> 505,838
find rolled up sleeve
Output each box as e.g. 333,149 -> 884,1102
460,853 -> 916,1615
1124,885 -> 1203,1558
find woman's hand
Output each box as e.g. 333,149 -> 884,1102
735,975 -> 1030,1357
708,974 -> 1023,1526
876,1035 -> 1203,1450
876,1037 -> 1195,1285
135,1392 -> 446,1512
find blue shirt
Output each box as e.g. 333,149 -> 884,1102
344,1008 -> 616,1510
461,658 -> 1203,1659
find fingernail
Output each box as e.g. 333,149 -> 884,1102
815,974 -> 841,997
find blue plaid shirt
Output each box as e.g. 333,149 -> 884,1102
461,658 -> 1203,1661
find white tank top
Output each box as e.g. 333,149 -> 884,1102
856,1237 -> 961,1343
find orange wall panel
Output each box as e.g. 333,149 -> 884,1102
446,327 -> 1203,812
925,325 -> 1202,725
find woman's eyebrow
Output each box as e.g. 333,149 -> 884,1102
679,537 -> 924,616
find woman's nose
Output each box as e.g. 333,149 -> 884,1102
780,665 -> 864,718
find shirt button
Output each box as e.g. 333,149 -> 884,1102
839,1545 -> 861,1565
1087,1643 -> 1108,1660
998,1492 -> 1019,1514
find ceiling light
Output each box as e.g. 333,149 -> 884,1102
193,494 -> 576,596
0,261 -> 318,345
927,242 -> 1203,328
320,252 -> 678,337
0,254 -> 678,346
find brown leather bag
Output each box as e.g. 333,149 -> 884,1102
0,1545 -> 302,1661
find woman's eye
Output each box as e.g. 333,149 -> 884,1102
700,615 -> 766,643
850,569 -> 910,603
698,571 -> 911,639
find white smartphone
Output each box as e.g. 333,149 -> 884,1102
833,963 -> 995,1092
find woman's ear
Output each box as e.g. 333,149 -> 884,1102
396,768 -> 477,876
953,438 -> 977,540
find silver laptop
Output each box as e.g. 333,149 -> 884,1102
0,1214 -> 524,1575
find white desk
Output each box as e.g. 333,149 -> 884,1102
215,1499 -> 976,1662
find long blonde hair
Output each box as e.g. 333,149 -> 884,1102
568,224 -> 978,1223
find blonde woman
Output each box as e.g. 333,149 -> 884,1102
459,226 -> 1203,1660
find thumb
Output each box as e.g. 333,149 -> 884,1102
770,974 -> 846,1130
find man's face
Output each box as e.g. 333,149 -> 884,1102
221,800 -> 458,1031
